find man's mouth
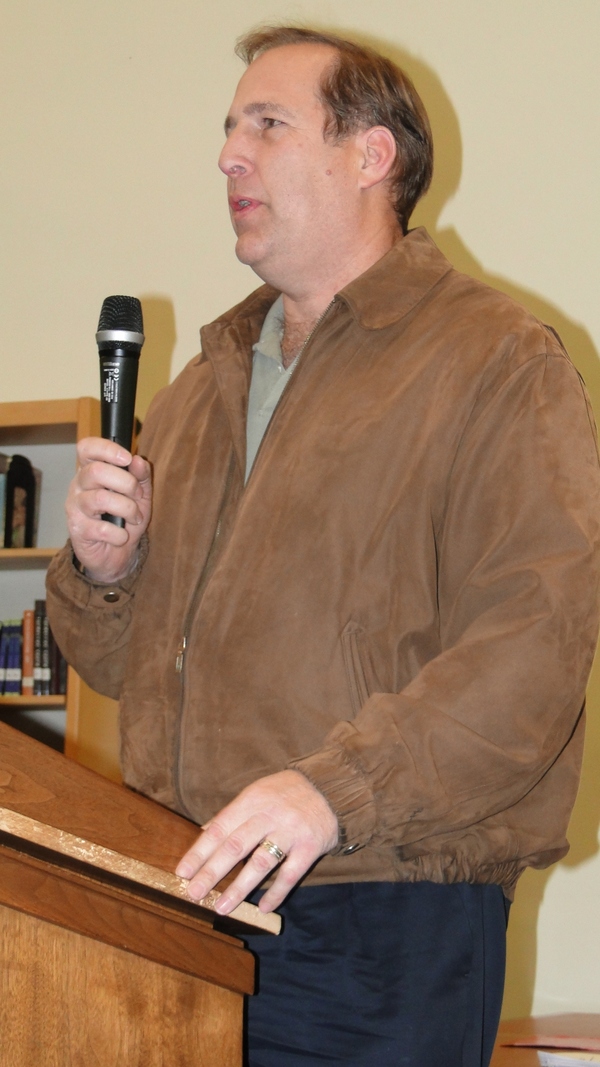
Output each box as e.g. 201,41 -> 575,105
230,196 -> 261,214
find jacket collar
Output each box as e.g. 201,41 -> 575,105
196,228 -> 453,478
199,227 -> 453,361
198,285 -> 279,368
337,227 -> 453,330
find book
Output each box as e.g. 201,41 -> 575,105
21,608 -> 35,696
32,466 -> 42,548
59,655 -> 67,695
0,606 -> 67,700
0,454 -> 10,540
49,629 -> 67,696
41,607 -> 51,696
3,621 -> 22,695
0,623 -> 9,693
3,454 -> 37,548
33,600 -> 45,695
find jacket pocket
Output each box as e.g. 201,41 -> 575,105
341,622 -> 378,717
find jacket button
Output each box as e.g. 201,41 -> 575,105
342,843 -> 361,855
103,591 -> 120,603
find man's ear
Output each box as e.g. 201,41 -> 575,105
357,126 -> 397,190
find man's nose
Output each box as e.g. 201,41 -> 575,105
218,132 -> 251,177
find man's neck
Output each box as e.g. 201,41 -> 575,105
280,316 -> 323,369
278,222 -> 402,367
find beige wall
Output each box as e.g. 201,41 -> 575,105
2,0 -> 599,1017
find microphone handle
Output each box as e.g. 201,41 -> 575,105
100,349 -> 140,527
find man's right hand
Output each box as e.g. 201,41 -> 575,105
66,437 -> 152,584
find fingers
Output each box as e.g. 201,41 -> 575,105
73,463 -> 147,525
74,439 -> 150,519
76,436 -> 132,469
180,818 -> 317,916
175,771 -> 339,915
66,437 -> 152,582
128,453 -> 153,496
76,439 -> 151,496
178,813 -> 274,895
212,835 -> 319,916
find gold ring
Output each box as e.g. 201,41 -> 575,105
259,839 -> 286,863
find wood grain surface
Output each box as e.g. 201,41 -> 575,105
0,844 -> 255,993
0,903 -> 243,1067
0,804 -> 280,934
0,720 -> 202,869
0,720 -> 280,934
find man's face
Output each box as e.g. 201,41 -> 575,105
219,44 -> 365,293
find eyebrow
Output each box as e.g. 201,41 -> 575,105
224,101 -> 295,134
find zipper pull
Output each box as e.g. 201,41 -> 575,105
175,636 -> 187,673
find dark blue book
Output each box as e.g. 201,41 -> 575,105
0,623 -> 9,694
3,621 -> 22,695
33,600 -> 45,696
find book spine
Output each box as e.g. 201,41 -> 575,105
21,608 -> 35,696
0,624 -> 8,694
41,606 -> 51,696
33,600 -> 44,696
49,631 -> 68,697
4,622 -> 23,694
49,628 -> 60,695
58,653 -> 68,696
0,473 -> 6,545
32,467 -> 42,549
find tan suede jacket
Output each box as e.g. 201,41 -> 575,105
46,229 -> 600,896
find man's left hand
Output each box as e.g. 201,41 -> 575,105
175,770 -> 339,914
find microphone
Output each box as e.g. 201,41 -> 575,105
96,295 -> 145,527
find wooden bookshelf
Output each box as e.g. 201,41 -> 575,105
0,398 -> 98,440
0,399 -> 121,781
0,695 -> 65,708
0,548 -> 61,570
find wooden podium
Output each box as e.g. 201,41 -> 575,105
0,721 -> 274,1066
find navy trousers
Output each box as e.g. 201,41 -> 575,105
244,881 -> 509,1067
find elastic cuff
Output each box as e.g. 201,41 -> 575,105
70,534 -> 148,591
289,747 -> 377,856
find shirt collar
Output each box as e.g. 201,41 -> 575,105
252,294 -> 285,363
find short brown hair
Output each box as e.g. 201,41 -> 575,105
236,26 -> 433,232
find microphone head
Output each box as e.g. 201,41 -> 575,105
98,295 -> 143,333
96,296 -> 144,352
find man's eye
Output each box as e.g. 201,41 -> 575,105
262,117 -> 283,129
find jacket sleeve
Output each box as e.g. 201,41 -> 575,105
45,537 -> 149,699
290,346 -> 600,851
44,381 -> 170,700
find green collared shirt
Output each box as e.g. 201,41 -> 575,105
245,295 -> 298,483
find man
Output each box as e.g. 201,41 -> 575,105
47,26 -> 600,1067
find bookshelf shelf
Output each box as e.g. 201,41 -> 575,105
0,695 -> 65,708
0,548 -> 61,570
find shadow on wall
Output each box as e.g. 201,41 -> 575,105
135,296 -> 178,423
348,28 -> 600,1020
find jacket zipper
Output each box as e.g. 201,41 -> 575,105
173,452 -> 235,815
175,515 -> 223,674
173,297 -> 336,813
175,450 -> 236,675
